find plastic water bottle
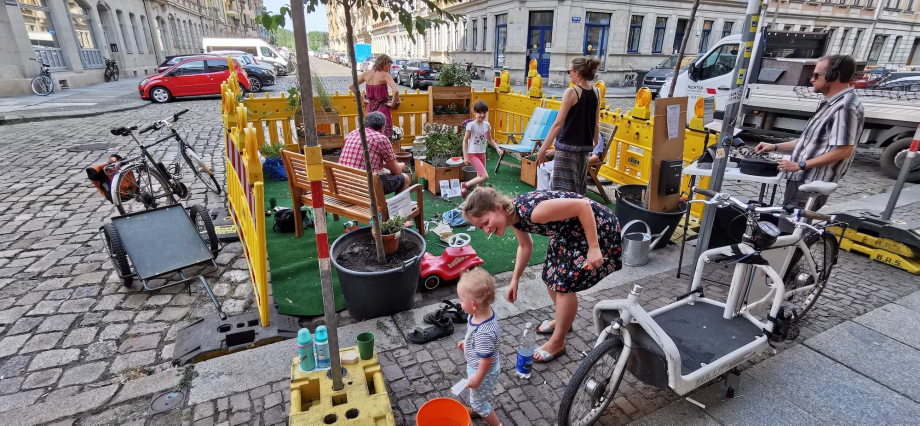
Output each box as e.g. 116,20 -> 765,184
296,328 -> 316,373
314,325 -> 331,371
515,322 -> 535,379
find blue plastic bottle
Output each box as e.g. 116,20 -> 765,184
515,322 -> 535,378
314,325 -> 332,371
296,328 -> 316,372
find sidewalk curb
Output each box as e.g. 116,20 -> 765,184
0,100 -> 150,125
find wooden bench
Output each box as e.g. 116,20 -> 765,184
588,122 -> 618,204
280,149 -> 426,238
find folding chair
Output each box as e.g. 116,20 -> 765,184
494,108 -> 559,173
587,123 -> 618,204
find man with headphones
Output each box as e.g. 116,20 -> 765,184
755,54 -> 865,226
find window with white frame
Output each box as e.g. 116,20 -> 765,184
585,12 -> 611,68
116,10 -> 133,53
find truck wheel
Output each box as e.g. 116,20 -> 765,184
881,137 -> 920,183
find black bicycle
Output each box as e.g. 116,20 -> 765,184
104,58 -> 120,82
30,58 -> 53,96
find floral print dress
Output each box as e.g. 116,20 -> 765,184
513,190 -> 622,293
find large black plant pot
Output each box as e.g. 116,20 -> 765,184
615,185 -> 688,250
330,226 -> 426,321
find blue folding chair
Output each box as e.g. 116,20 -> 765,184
494,108 -> 559,173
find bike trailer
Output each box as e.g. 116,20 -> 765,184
85,155 -> 137,203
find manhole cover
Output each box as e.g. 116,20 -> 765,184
325,367 -> 348,380
66,143 -> 108,152
150,390 -> 185,413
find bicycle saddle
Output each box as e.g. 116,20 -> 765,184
110,126 -> 138,136
797,181 -> 838,196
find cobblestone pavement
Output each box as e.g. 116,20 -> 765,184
0,60 -> 917,425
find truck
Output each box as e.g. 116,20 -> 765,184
660,30 -> 920,182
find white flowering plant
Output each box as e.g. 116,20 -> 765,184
390,126 -> 404,142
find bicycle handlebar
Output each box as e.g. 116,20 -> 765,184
691,186 -> 831,225
138,124 -> 157,134
173,109 -> 189,121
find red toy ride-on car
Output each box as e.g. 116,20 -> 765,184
419,233 -> 484,290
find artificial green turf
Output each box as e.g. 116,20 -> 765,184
264,147 -> 614,317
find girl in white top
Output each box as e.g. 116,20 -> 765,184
462,100 -> 503,197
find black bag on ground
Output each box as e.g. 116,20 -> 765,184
272,208 -> 314,233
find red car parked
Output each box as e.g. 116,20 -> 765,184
139,57 -> 250,103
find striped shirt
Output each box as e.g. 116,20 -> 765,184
785,87 -> 864,182
464,311 -> 500,369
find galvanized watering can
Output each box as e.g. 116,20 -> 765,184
621,220 -> 668,267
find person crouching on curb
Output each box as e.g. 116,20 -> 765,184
457,267 -> 503,425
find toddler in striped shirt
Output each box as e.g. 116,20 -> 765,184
456,268 -> 503,425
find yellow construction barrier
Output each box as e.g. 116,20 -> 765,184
836,237 -> 920,275
289,347 -> 395,426
221,61 -> 269,326
829,227 -> 919,259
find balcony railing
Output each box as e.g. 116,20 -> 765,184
80,48 -> 104,69
34,47 -> 67,70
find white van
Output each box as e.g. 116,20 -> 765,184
202,38 -> 289,75
659,34 -> 745,120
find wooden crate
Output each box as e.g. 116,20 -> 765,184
318,135 -> 344,150
429,86 -> 472,127
415,158 -> 461,195
314,110 -> 339,125
520,157 -> 538,187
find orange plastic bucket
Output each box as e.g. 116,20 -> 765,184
416,397 -> 470,426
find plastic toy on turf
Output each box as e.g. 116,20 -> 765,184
418,233 -> 484,290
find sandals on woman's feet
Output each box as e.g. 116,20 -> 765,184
534,347 -> 566,363
424,300 -> 468,325
536,319 -> 555,335
461,182 -> 469,198
407,316 -> 454,344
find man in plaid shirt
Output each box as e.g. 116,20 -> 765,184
756,55 -> 864,222
339,112 -> 409,194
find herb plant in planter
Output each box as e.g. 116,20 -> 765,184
372,215 -> 404,255
414,123 -> 464,194
259,141 -> 287,181
429,62 -> 472,126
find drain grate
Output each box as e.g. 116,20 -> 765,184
150,390 -> 185,413
66,143 -> 109,152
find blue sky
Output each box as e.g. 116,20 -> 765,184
261,0 -> 329,32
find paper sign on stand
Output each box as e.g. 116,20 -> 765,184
386,189 -> 413,218
439,180 -> 452,200
449,179 -> 462,198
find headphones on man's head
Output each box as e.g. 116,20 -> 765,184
824,55 -> 846,83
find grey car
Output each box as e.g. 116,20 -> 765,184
643,55 -> 697,96
396,60 -> 443,89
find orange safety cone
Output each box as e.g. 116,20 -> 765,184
416,398 -> 471,426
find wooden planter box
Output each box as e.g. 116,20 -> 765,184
314,110 -> 339,125
521,157 -> 538,187
429,86 -> 472,127
415,158 -> 461,195
318,135 -> 344,150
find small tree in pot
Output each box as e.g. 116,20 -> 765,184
373,215 -> 404,255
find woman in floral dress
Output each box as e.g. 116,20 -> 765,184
350,54 -> 400,138
462,188 -> 622,362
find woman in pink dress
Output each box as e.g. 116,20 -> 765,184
350,54 -> 401,138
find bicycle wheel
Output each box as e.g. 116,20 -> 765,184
182,145 -> 222,195
783,232 -> 839,319
188,205 -> 219,257
113,66 -> 119,81
112,164 -> 176,215
104,68 -> 112,82
101,223 -> 133,287
31,75 -> 53,96
559,338 -> 626,426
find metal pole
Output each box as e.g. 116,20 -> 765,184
770,0 -> 780,29
882,124 -> 920,220
668,0 -> 700,98
689,0 -> 767,290
290,0 -> 344,391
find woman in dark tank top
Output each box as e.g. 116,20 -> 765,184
536,56 -> 602,195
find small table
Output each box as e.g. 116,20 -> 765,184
683,161 -> 782,205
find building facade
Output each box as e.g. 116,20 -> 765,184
2,0 -> 264,96
370,0 -> 751,87
765,0 -> 920,66
327,1 -> 372,51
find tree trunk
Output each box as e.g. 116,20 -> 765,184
343,1 -> 386,265
669,0 -> 700,98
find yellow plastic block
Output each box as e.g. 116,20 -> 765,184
289,346 -> 396,426
837,238 -> 920,275
829,227 -> 918,259
304,146 -> 324,182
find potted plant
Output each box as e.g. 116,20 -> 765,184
259,141 -> 287,181
429,62 -> 472,126
372,215 -> 404,255
415,122 -> 463,194
312,71 -> 341,127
